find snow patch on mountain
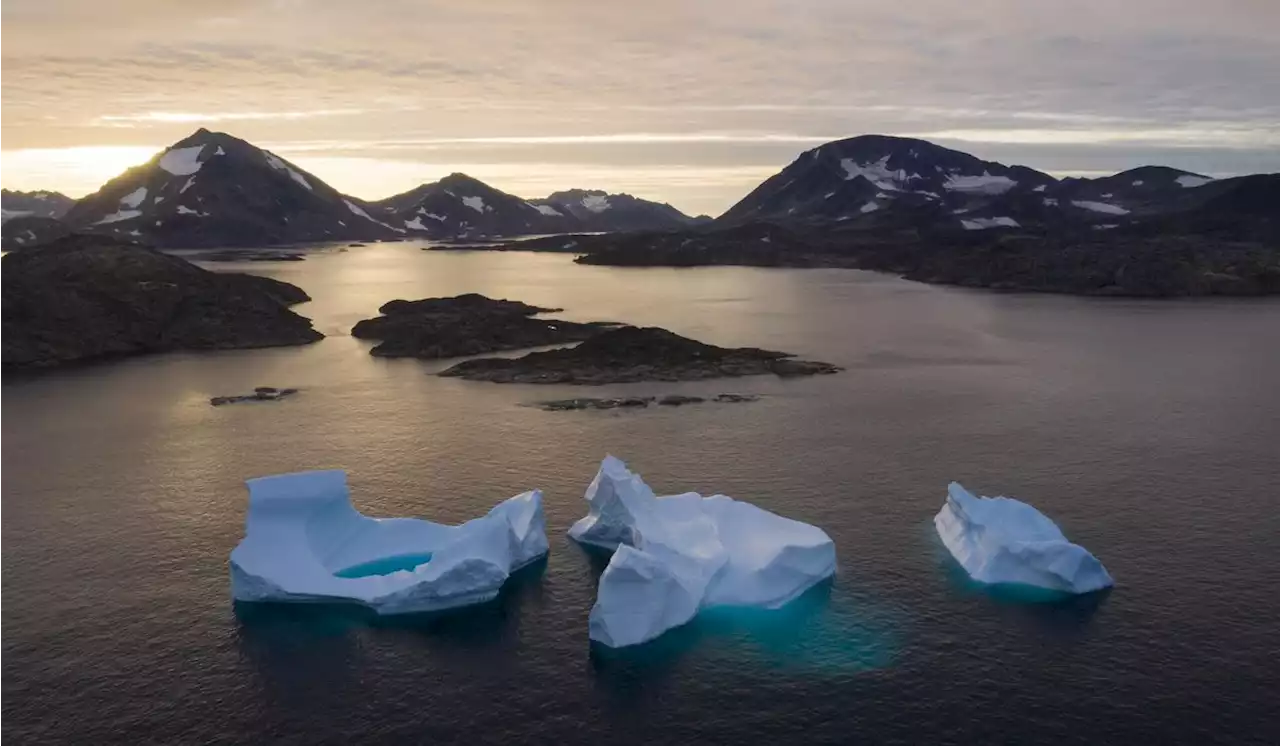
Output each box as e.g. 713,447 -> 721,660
180,178 -> 196,194
345,199 -> 404,232
176,205 -> 209,216
944,172 -> 1017,194
860,201 -> 880,213
119,187 -> 148,208
840,156 -> 909,191
1072,200 -> 1130,215
581,194 -> 612,212
158,146 -> 205,176
461,195 -> 488,213
417,209 -> 447,222
1176,174 -> 1213,188
404,217 -> 427,230
1033,184 -> 1047,193
95,209 -> 142,225
344,200 -> 375,220
535,204 -> 562,216
961,216 -> 1020,230
264,152 -> 313,191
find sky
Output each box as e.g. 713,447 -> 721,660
2,0 -> 1278,216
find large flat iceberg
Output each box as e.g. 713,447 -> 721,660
230,470 -> 548,614
570,456 -> 836,648
935,482 -> 1113,594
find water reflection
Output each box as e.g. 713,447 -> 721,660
575,529 -> 899,687
233,557 -> 549,694
928,524 -> 1111,633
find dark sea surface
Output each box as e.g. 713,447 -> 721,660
4,244 -> 1279,745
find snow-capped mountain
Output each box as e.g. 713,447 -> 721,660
374,173 -> 567,239
2,216 -> 74,248
1,189 -> 76,223
720,135 -> 1056,226
716,134 -> 1242,233
374,178 -> 706,239
530,189 -> 705,232
59,129 -> 403,248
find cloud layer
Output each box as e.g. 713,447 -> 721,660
3,0 -> 1278,214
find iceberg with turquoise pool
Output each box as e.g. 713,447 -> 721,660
935,482 -> 1113,595
230,470 -> 548,614
571,456 -> 837,648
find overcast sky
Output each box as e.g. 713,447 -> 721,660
3,0 -> 1278,215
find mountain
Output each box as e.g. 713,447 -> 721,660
713,134 -> 1251,235
1,189 -> 76,223
1124,173 -> 1280,242
373,173 -> 567,239
530,189 -> 706,232
2,215 -> 73,248
2,234 -> 321,369
374,177 -> 707,238
59,129 -> 403,248
719,134 -> 1057,225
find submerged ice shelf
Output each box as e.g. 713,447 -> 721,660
935,482 -> 1113,595
230,470 -> 548,614
571,456 -> 837,648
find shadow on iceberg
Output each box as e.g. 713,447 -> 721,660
230,469 -> 549,615
231,558 -> 548,705
569,455 -> 839,649
587,576 -> 900,698
232,556 -> 549,634
933,542 -> 1112,620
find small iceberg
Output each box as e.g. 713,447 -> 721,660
570,456 -> 837,648
230,470 -> 548,614
935,482 -> 1113,594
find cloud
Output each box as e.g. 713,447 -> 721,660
91,109 -> 370,126
1,0 -> 1277,213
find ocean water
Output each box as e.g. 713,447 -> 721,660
4,243 -> 1279,744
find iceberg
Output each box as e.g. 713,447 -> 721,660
230,470 -> 548,614
571,456 -> 837,647
935,482 -> 1113,594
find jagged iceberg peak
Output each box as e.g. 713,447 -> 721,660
935,482 -> 1114,595
571,456 -> 837,648
230,470 -> 548,614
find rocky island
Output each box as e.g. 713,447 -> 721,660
350,293 -> 615,358
2,235 -> 322,370
438,326 -> 840,384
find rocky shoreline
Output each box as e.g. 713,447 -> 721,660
475,206 -> 1280,298
439,326 -> 841,384
2,236 -> 322,370
351,293 -> 616,358
537,393 -> 759,411
210,386 -> 300,406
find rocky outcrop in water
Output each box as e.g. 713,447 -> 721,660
440,326 -> 841,384
210,387 -> 301,406
2,235 -> 322,369
536,392 -> 757,411
351,293 -> 615,358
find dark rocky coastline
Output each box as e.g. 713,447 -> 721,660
350,293 -> 615,358
2,235 -> 322,370
536,392 -> 758,410
439,326 -> 841,384
210,386 -> 300,406
475,218 -> 1280,297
